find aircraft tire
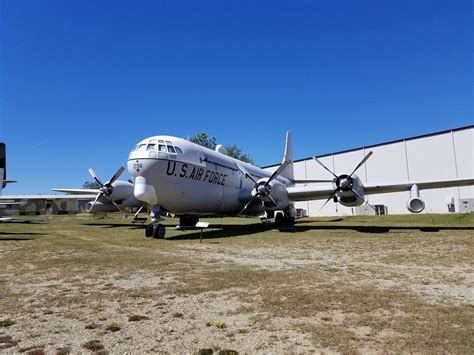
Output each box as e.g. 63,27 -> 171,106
145,224 -> 154,238
285,216 -> 295,228
153,224 -> 166,239
275,212 -> 284,228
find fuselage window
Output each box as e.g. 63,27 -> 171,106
175,147 -> 183,154
167,145 -> 176,154
158,144 -> 167,152
146,144 -> 156,151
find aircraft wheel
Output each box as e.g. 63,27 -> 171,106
153,224 -> 166,239
145,223 -> 154,238
285,216 -> 295,228
275,212 -> 284,228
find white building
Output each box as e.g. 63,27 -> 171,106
265,125 -> 473,216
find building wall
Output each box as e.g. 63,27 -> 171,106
265,126 -> 473,216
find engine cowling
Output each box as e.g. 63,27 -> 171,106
406,184 -> 425,213
334,174 -> 365,207
260,179 -> 289,211
86,180 -> 139,213
407,197 -> 425,213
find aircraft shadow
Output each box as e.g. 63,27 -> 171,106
84,223 -> 146,230
295,225 -> 474,233
0,231 -> 48,241
167,223 -> 273,241
167,222 -> 474,239
0,232 -> 48,236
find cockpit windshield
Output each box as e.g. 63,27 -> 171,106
130,139 -> 183,157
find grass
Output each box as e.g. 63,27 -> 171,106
0,213 -> 473,353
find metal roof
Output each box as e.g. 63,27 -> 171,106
262,125 -> 473,168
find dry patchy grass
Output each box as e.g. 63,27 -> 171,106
0,213 -> 473,353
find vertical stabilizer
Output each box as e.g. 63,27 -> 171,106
0,143 -> 5,189
281,131 -> 295,183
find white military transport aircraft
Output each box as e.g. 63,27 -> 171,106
113,131 -> 473,238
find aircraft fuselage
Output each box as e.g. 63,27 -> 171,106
127,136 -> 288,215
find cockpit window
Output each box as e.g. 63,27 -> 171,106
166,141 -> 173,146
158,144 -> 167,152
175,147 -> 183,154
146,144 -> 156,151
167,145 -> 176,154
136,144 -> 146,151
158,140 -> 165,144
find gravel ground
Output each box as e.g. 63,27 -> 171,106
0,216 -> 473,354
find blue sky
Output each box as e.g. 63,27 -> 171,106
1,0 -> 472,194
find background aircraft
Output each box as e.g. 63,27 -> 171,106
0,143 -> 98,217
123,132 -> 473,238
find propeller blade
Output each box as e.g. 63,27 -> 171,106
312,157 -> 338,179
235,163 -> 258,184
111,200 -> 122,212
238,196 -> 260,215
267,195 -> 279,209
89,192 -> 103,212
351,189 -> 377,212
265,159 -> 290,187
104,194 -> 122,212
108,166 -> 125,186
349,151 -> 373,178
320,189 -> 338,209
88,168 -> 104,187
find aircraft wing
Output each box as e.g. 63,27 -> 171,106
287,185 -> 334,202
0,194 -> 96,201
52,188 -> 99,194
287,177 -> 474,202
363,177 -> 474,195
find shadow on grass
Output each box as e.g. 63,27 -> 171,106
168,223 -> 272,241
165,222 -> 474,240
0,231 -> 48,241
83,223 -> 146,230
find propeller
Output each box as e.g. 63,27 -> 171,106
313,152 -> 373,209
236,160 -> 290,215
87,166 -> 125,212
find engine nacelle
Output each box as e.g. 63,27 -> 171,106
265,180 -> 289,210
406,184 -> 425,213
86,201 -> 116,213
334,174 -> 365,207
86,180 -> 140,213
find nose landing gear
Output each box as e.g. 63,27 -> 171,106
145,205 -> 166,239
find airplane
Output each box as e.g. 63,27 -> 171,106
110,132 -> 474,238
0,142 -> 100,216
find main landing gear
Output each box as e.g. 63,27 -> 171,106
275,208 -> 295,231
145,205 -> 166,239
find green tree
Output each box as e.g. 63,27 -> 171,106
82,180 -> 101,189
189,132 -> 254,164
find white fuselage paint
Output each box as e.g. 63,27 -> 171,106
128,136 -> 289,215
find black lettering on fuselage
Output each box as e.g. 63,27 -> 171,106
196,168 -> 204,181
189,166 -> 196,180
166,161 -> 176,175
180,164 -> 188,177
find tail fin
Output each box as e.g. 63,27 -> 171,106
280,131 -> 295,183
1,143 -> 5,189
